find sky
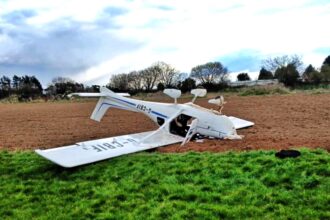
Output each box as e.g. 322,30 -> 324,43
0,0 -> 329,86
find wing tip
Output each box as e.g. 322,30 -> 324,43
35,149 -> 75,168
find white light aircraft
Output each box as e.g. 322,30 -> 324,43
36,87 -> 254,167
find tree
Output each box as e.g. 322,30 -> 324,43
127,71 -> 143,91
48,77 -> 83,96
12,75 -> 21,92
13,75 -> 43,100
302,64 -> 317,82
304,64 -> 316,75
190,62 -> 228,85
141,65 -> 161,92
262,55 -> 303,73
30,76 -> 43,93
322,55 -> 330,66
1,76 -> 11,90
174,72 -> 188,84
237,73 -> 251,81
274,64 -> 300,86
177,78 -> 196,93
258,68 -> 273,80
155,61 -> 179,88
0,76 -> 11,98
52,77 -> 74,84
320,55 -> 330,83
109,73 -> 129,91
309,71 -> 323,84
85,85 -> 100,93
302,64 -> 327,84
320,64 -> 330,82
157,82 -> 165,91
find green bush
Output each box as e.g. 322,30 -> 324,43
239,85 -> 290,96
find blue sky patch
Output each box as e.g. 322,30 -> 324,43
219,50 -> 262,72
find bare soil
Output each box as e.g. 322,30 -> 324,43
0,93 -> 329,152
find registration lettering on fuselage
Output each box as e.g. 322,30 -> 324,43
136,104 -> 151,113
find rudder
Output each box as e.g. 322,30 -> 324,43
91,97 -> 109,122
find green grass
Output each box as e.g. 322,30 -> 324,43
0,149 -> 329,219
294,84 -> 330,91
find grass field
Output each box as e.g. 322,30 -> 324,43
0,149 -> 329,219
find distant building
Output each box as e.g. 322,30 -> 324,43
228,79 -> 279,87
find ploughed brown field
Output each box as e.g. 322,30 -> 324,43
0,93 -> 329,152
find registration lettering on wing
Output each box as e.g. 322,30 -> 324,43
81,138 -> 139,152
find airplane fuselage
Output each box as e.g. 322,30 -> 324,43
98,93 -> 238,139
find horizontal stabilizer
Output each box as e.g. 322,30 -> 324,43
68,92 -> 130,98
35,130 -> 183,168
228,116 -> 254,129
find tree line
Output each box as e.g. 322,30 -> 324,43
1,54 -> 329,101
237,54 -> 330,87
45,77 -> 99,98
0,75 -> 99,101
108,61 -> 228,93
109,54 -> 330,92
0,75 -> 43,101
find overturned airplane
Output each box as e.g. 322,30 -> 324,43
36,87 -> 254,167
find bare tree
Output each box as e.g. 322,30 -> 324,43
127,71 -> 143,91
141,65 -> 161,92
262,54 -> 303,73
109,73 -> 129,91
172,72 -> 189,88
155,61 -> 179,87
190,62 -> 228,84
48,76 -> 83,96
51,77 -> 75,84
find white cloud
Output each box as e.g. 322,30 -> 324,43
0,0 -> 329,85
0,0 -> 127,25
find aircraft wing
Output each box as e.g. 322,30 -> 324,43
35,130 -> 183,168
228,116 -> 254,129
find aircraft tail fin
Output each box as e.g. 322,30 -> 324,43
90,97 -> 109,122
90,87 -> 137,122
